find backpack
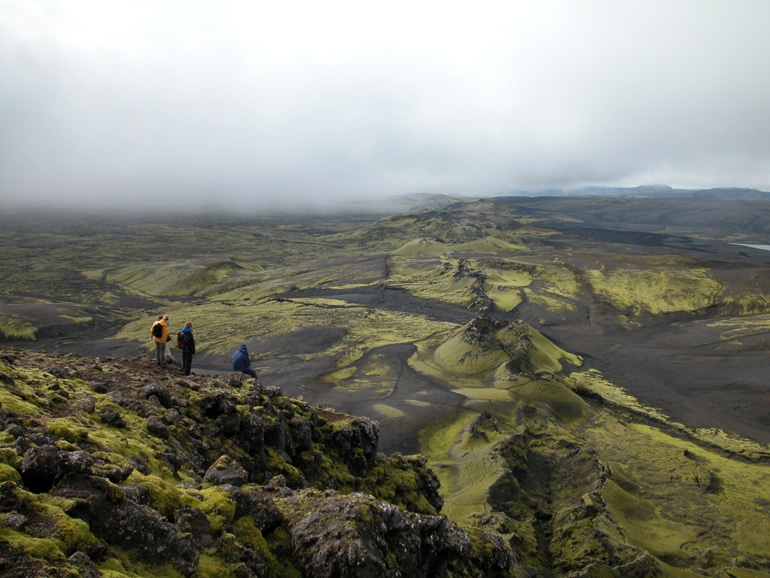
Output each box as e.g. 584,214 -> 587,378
152,322 -> 163,338
176,331 -> 187,349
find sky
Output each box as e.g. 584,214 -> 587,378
1,1 -> 770,211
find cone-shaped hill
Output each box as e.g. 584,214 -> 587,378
413,317 -> 582,384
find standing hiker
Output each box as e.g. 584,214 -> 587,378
150,315 -> 170,367
178,321 -> 196,376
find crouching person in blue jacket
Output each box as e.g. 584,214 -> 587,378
232,344 -> 258,379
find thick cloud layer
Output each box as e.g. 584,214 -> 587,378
2,1 -> 769,210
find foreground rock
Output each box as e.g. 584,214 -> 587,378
0,348 -> 513,577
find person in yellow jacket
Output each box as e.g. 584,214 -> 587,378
150,315 -> 170,367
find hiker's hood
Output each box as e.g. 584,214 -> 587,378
238,344 -> 248,353
181,326 -> 192,334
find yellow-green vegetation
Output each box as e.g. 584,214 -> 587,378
570,369 -> 671,423
585,257 -> 723,317
415,348 -> 770,575
320,351 -> 404,397
0,314 -> 37,340
387,254 -> 582,313
596,420 -> 770,565
0,484 -> 98,565
130,473 -> 196,519
371,403 -> 406,418
100,555 -> 185,578
410,318 -> 581,388
105,257 -> 263,298
707,313 -> 770,342
1,348 -> 476,576
47,418 -> 89,443
387,255 -> 482,309
393,237 -> 451,257
197,485 -> 237,534
722,292 -> 770,315
0,462 -> 22,483
420,410 -> 510,520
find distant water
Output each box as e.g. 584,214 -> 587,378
732,244 -> 770,252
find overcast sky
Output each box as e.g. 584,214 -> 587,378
2,1 -> 769,210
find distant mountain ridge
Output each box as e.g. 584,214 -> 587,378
344,185 -> 770,215
500,184 -> 770,200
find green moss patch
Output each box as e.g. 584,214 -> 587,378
585,260 -> 722,317
411,318 -> 581,387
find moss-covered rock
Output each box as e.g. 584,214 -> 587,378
0,347 -> 513,577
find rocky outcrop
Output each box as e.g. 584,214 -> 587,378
0,348 -> 513,577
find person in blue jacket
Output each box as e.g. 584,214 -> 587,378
179,321 -> 196,376
232,344 -> 257,378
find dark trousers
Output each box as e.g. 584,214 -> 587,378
182,351 -> 193,375
155,342 -> 165,366
241,368 -> 257,379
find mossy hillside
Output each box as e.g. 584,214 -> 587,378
0,211 -> 392,345
584,256 -> 724,317
579,402 -> 770,570
392,234 -> 529,258
340,211 -> 513,251
418,377 -> 596,569
0,360 -> 198,484
415,347 -> 770,575
0,482 -> 99,569
7,200 -> 770,575
108,251 -> 388,304
722,292 -> 770,315
0,297 -> 98,343
6,201 -> 770,355
387,254 -> 582,314
570,369 -> 671,423
1,348 -> 468,576
105,257 -> 262,298
420,409 -> 511,520
570,368 -> 770,463
588,418 -> 770,568
0,357 -> 94,417
410,318 -> 582,388
393,237 -> 452,257
213,254 -> 388,300
349,200 -> 559,252
8,347 -> 444,515
387,255 -> 481,309
506,378 -> 590,426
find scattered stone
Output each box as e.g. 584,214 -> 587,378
203,455 -> 249,486
100,405 -> 126,428
146,415 -> 169,439
67,551 -> 100,578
